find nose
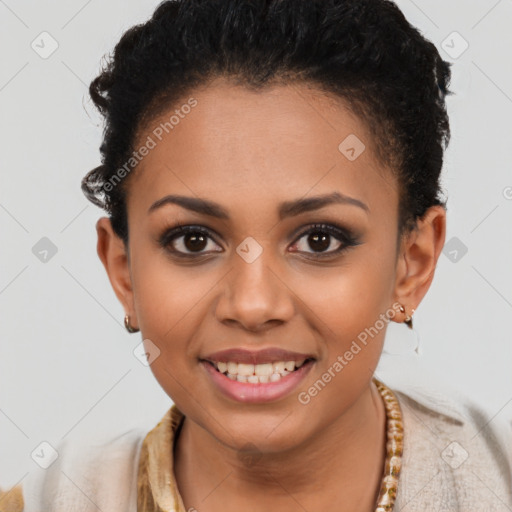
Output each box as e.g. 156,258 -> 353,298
214,251 -> 295,333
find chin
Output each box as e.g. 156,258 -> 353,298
211,410 -> 312,455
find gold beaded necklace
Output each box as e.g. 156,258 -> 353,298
372,377 -> 404,512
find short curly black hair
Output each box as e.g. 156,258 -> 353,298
82,0 -> 452,245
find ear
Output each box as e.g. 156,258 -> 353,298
96,217 -> 138,329
392,205 -> 446,324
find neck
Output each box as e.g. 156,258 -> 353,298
174,379 -> 387,512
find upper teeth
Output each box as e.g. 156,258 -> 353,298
215,360 -> 306,376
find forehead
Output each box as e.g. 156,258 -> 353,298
127,79 -> 398,220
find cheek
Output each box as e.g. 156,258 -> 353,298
129,248 -> 209,366
290,258 -> 394,420
130,236 -> 213,325
131,256 -> 211,400
294,250 -> 396,349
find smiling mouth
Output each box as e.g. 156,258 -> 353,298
205,359 -> 314,384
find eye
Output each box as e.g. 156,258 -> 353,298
159,224 -> 222,257
289,223 -> 360,258
158,222 -> 360,259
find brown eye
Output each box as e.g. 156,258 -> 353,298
159,225 -> 222,256
289,223 -> 360,258
293,230 -> 342,254
181,232 -> 208,252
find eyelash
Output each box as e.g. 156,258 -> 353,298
158,222 -> 360,260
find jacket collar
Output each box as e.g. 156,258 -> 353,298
137,405 -> 186,512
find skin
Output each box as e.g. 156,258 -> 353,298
96,78 -> 446,512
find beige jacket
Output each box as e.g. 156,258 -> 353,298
2,383 -> 511,511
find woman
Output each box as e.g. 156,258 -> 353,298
2,0 -> 511,510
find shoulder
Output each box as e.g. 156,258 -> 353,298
394,382 -> 512,467
19,427 -> 147,512
391,382 -> 512,511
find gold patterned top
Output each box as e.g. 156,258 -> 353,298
0,484 -> 23,511
137,403 -> 187,512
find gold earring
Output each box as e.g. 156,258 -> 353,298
124,314 -> 139,333
398,304 -> 414,330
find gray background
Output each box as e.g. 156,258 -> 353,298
1,0 -> 511,487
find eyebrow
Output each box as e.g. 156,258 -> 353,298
148,191 -> 369,219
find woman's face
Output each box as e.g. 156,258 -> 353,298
99,79 -> 441,453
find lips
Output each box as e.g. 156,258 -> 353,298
201,353 -> 315,403
202,347 -> 315,365
199,347 -> 316,403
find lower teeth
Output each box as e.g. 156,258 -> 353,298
224,369 -> 295,383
